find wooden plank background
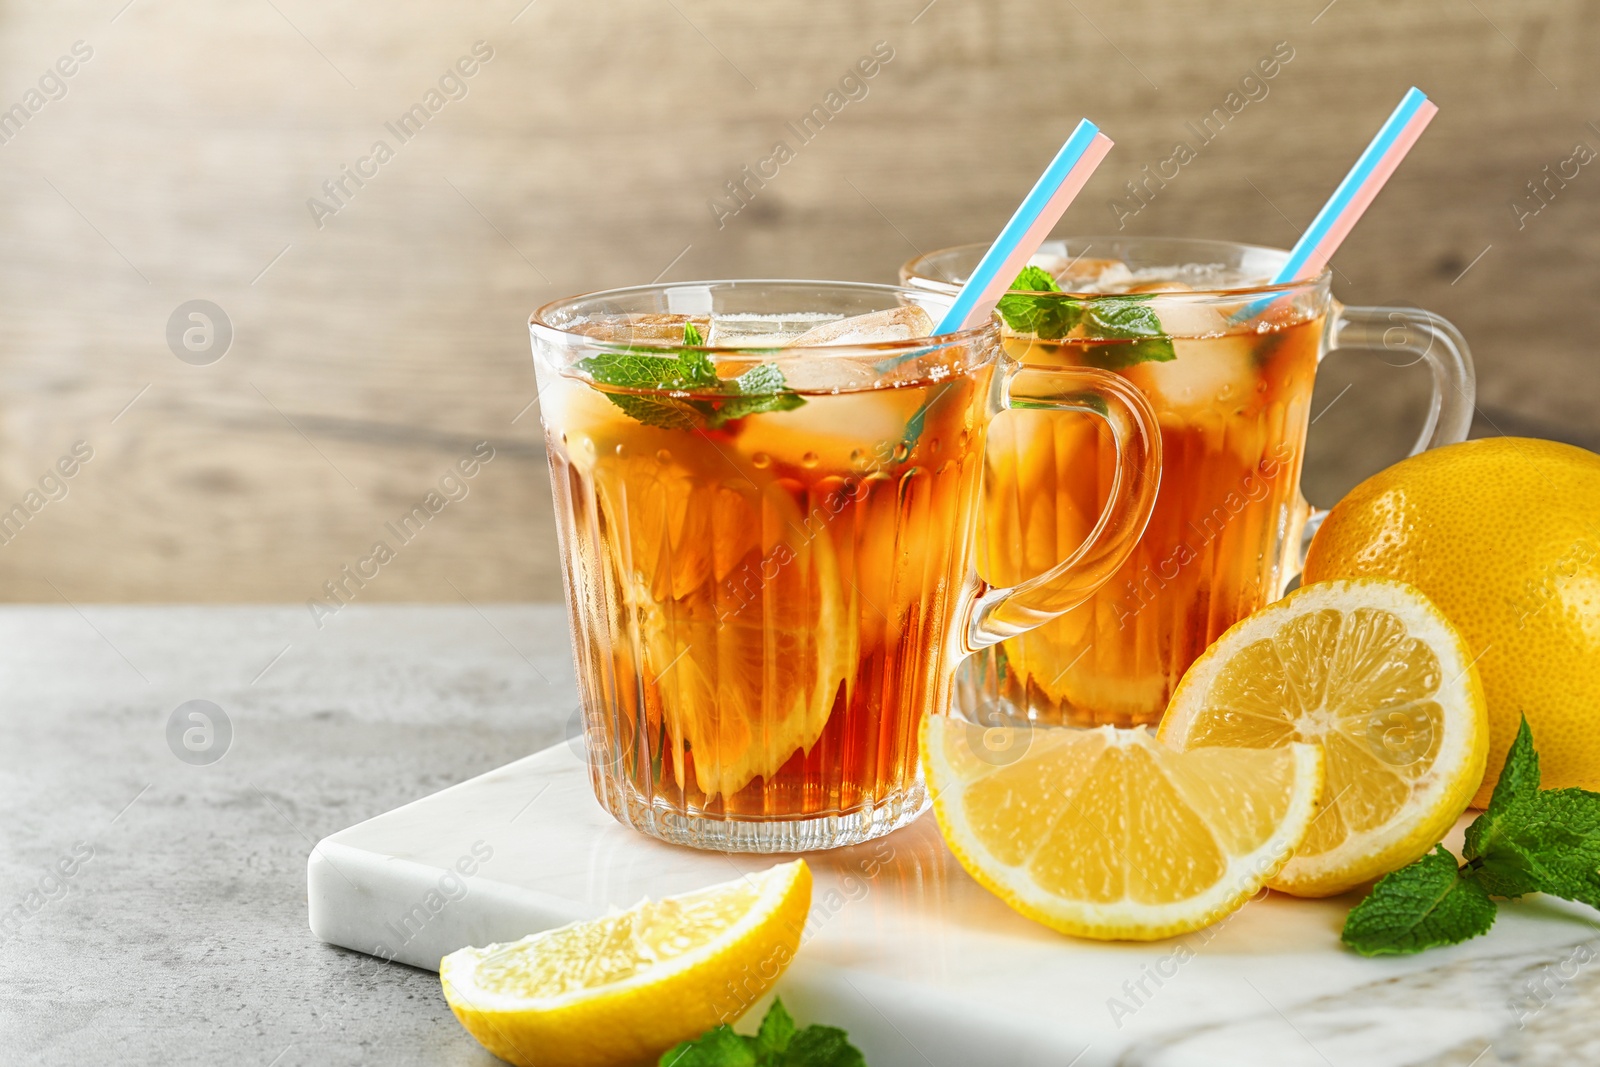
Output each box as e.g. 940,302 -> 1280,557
0,0 -> 1594,604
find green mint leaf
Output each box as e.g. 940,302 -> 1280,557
1083,336 -> 1176,370
1011,265 -> 1062,293
1481,716 -> 1541,825
577,326 -> 715,395
578,351 -> 699,391
996,294 -> 1081,340
776,1026 -> 867,1067
678,349 -> 718,388
1341,844 -> 1497,956
1464,715 -> 1543,897
1460,715 -> 1600,906
996,267 -> 1078,341
605,393 -> 713,432
712,391 -> 806,427
1079,299 -> 1177,369
659,1024 -> 756,1067
662,1001 -> 865,1067
731,362 -> 787,395
1519,789 -> 1600,908
1347,715 -> 1600,957
579,340 -> 804,431
1472,786 -> 1600,906
702,362 -> 806,429
753,999 -> 797,1060
577,351 -> 721,431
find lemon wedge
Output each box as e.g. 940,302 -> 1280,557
441,860 -> 811,1067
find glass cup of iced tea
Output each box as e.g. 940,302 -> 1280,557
530,280 -> 1160,852
901,236 -> 1475,728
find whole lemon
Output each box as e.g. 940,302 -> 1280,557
1304,437 -> 1600,807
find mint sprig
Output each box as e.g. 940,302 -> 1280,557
993,267 -> 1176,367
660,999 -> 866,1067
1464,718 -> 1600,908
1339,844 -> 1497,955
1078,300 -> 1177,369
1342,717 -> 1600,956
995,265 -> 1080,340
577,321 -> 805,431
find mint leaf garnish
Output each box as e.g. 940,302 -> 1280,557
996,265 -> 1080,341
679,322 -> 717,386
574,349 -> 714,432
606,392 -> 708,432
1010,264 -> 1060,293
730,362 -> 786,395
1341,845 -> 1496,956
1079,299 -> 1177,369
576,322 -> 805,432
713,362 -> 808,424
659,1000 -> 867,1067
577,351 -> 698,391
994,268 -> 1177,366
1343,715 -> 1600,955
715,391 -> 807,425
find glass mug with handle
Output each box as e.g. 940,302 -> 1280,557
530,280 -> 1160,852
901,237 -> 1474,728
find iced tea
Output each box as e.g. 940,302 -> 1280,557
535,292 -> 994,851
532,281 -> 1160,851
906,240 -> 1324,726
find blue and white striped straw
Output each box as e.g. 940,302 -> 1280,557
1270,86 -> 1438,286
935,119 -> 1114,334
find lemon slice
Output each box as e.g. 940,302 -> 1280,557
592,449 -> 854,799
637,479 -> 850,800
922,717 -> 1323,941
1158,578 -> 1488,897
441,860 -> 811,1067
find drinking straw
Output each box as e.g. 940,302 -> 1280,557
1270,86 -> 1438,285
934,119 -> 1114,334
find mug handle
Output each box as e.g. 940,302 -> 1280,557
1290,303 -> 1477,568
963,363 -> 1162,652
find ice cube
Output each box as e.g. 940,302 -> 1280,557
571,313 -> 699,345
1126,282 -> 1229,339
708,312 -> 840,347
729,383 -> 920,471
1025,250 -> 1073,279
789,305 -> 935,347
1124,333 -> 1260,418
1123,263 -> 1270,292
772,356 -> 880,394
1054,257 -> 1134,293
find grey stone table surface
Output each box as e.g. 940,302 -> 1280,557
2,604 -> 576,1067
6,605 -> 1600,1067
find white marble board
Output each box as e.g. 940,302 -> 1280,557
308,743 -> 1600,1066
